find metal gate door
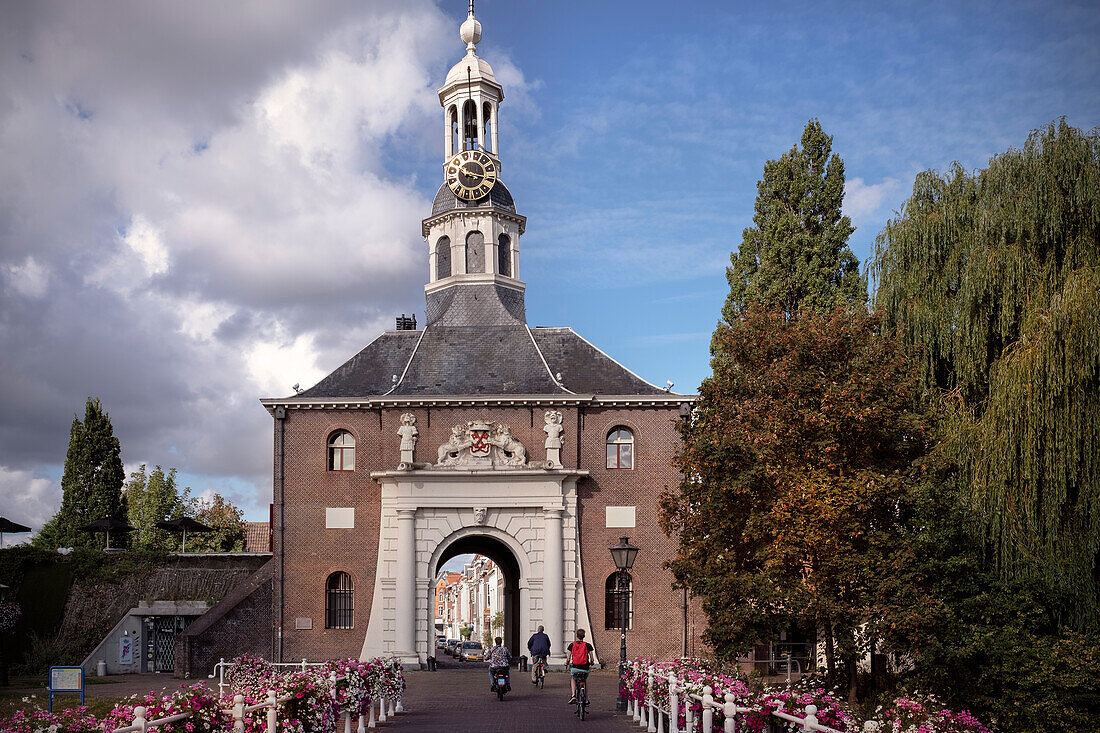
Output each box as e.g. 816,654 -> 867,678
153,618 -> 176,672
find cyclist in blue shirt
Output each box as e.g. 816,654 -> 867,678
527,625 -> 551,683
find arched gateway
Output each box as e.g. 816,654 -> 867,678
361,420 -> 591,666
260,4 -> 694,669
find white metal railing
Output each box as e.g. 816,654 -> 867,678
111,710 -> 191,733
110,660 -> 404,733
209,657 -> 327,697
625,661 -> 879,733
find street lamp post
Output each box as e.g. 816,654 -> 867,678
610,536 -> 639,713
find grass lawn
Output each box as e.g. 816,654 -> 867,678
0,675 -> 128,722
0,692 -> 127,720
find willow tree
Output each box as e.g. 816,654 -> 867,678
871,119 -> 1100,628
723,119 -> 865,321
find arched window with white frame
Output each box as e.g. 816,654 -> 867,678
436,236 -> 451,279
328,430 -> 355,471
606,427 -> 634,469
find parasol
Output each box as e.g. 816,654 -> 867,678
79,517 -> 135,549
0,517 -> 31,548
156,517 -> 214,553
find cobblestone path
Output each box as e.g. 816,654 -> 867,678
395,665 -> 638,732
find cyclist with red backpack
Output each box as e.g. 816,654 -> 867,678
566,628 -> 594,704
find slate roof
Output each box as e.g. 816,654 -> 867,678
431,181 -> 516,216
298,282 -> 667,398
530,327 -> 665,395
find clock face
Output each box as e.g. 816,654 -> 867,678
445,150 -> 498,201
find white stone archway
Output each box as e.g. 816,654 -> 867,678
359,468 -> 594,667
427,526 -> 528,654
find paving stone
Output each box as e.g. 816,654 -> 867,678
393,663 -> 637,732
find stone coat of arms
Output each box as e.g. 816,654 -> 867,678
436,420 -> 527,468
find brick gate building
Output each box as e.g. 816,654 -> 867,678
261,5 -> 697,668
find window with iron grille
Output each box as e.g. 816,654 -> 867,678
606,427 -> 634,469
604,572 -> 633,630
328,430 -> 355,471
326,572 -> 353,629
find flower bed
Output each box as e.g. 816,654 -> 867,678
622,659 -> 991,733
876,694 -> 991,733
0,656 -> 404,733
0,599 -> 22,630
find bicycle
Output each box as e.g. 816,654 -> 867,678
572,669 -> 589,720
533,656 -> 547,689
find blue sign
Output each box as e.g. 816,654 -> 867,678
48,666 -> 84,712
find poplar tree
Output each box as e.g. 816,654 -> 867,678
871,118 -> 1100,628
723,119 -> 865,322
36,398 -> 126,548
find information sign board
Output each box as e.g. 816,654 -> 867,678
48,666 -> 84,712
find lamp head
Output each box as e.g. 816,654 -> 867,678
609,535 -> 639,572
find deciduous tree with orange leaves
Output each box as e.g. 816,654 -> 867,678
660,305 -> 933,701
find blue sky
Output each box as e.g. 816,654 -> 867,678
0,0 -> 1097,531
445,0 -> 1100,394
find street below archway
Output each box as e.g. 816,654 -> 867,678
393,666 -> 634,732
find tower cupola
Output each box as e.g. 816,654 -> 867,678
422,2 -> 526,325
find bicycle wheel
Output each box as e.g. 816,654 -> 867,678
538,666 -> 544,689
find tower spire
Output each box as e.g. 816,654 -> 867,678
460,0 -> 482,56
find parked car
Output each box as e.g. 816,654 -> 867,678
446,639 -> 461,655
435,635 -> 447,648
459,641 -> 483,661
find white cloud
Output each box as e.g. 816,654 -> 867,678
0,1 -> 462,524
246,328 -> 327,398
482,50 -> 542,120
0,466 -> 58,543
124,215 -> 170,277
6,256 -> 50,298
87,215 -> 171,294
844,177 -> 902,221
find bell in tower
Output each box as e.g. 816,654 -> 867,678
462,99 -> 479,151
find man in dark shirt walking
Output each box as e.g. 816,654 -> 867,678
527,624 -> 551,683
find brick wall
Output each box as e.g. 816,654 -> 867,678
278,408 -> 385,661
575,405 -> 707,663
177,559 -> 274,677
275,401 -> 705,665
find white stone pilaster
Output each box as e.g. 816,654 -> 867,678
490,102 -> 499,156
395,509 -> 417,662
475,95 -> 485,151
518,578 -> 531,644
544,507 -> 564,664
444,107 -> 453,159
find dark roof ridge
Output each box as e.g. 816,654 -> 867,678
384,326 -> 428,395
525,325 -> 575,394
563,326 -> 671,394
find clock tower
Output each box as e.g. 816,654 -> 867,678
249,0 -> 699,677
422,2 -> 527,323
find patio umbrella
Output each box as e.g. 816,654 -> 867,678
0,517 -> 31,548
156,517 -> 214,552
79,517 -> 135,549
